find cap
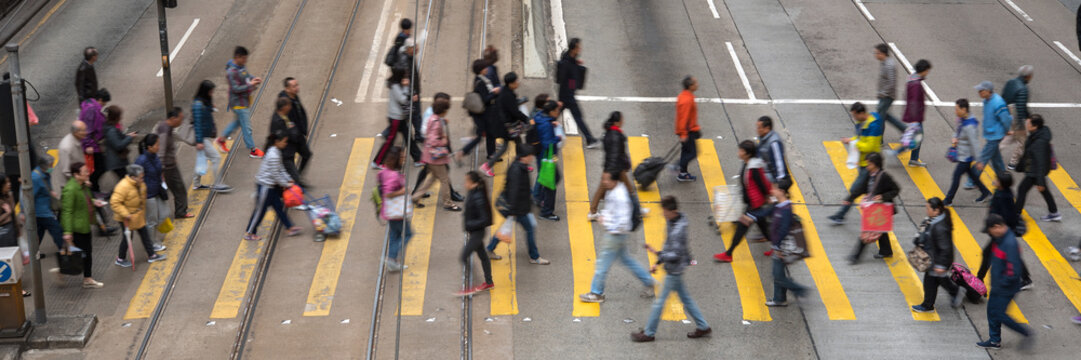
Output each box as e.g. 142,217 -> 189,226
982,214 -> 1006,234
974,81 -> 994,93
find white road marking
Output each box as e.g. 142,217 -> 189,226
573,95 -> 1081,108
1054,41 -> 1081,66
156,18 -> 200,77
726,42 -> 756,100
854,0 -> 874,21
354,0 -> 396,103
887,42 -> 942,105
522,0 -> 545,78
1002,0 -> 1033,22
372,13 -> 403,102
550,0 -> 578,135
706,0 -> 720,18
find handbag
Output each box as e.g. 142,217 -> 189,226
176,121 -> 198,146
908,246 -> 932,272
58,251 -> 84,275
157,217 -> 174,234
945,146 -> 958,163
382,194 -> 413,220
537,146 -> 558,190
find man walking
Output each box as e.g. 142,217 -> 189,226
713,141 -> 772,263
75,47 -> 98,102
556,38 -> 597,148
54,121 -> 88,192
873,43 -> 904,132
975,81 -> 1011,177
631,196 -> 711,342
1001,65 -> 1033,171
828,102 -> 883,224
154,108 -> 192,218
756,116 -> 789,189
279,77 -> 309,136
675,76 -> 701,182
270,97 -> 311,188
899,59 -> 931,167
977,214 -> 1034,350
485,148 -> 549,265
580,171 -> 654,303
1014,114 -> 1060,222
480,72 -> 528,176
221,46 -> 264,159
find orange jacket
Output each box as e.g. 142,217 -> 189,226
675,90 -> 699,137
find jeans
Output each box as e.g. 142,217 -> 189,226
223,107 -> 255,149
461,229 -> 493,284
118,225 -> 154,260
725,206 -> 772,256
387,219 -> 413,260
772,258 -> 807,302
644,274 -> 710,336
944,160 -> 990,204
194,138 -> 223,181
920,271 -> 959,308
35,216 -> 64,250
162,166 -> 188,215
833,167 -> 868,219
487,214 -> 539,260
1016,175 -> 1058,214
987,286 -> 1028,343
678,135 -> 699,173
978,139 -> 1006,177
589,233 -> 654,295
877,97 -> 905,132
559,92 -> 595,144
246,184 -> 294,234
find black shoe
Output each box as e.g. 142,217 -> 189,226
540,214 -> 560,221
847,255 -> 860,265
873,253 -> 892,259
450,191 -> 464,202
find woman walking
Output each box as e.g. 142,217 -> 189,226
102,105 -> 135,181
588,112 -> 633,220
911,197 -> 965,312
379,146 -> 413,272
457,171 -> 495,295
61,163 -> 104,288
244,131 -> 302,241
943,99 -> 991,206
111,164 -> 166,266
135,134 -> 168,252
372,68 -> 418,169
412,101 -> 460,211
191,80 -> 233,192
846,153 -> 900,264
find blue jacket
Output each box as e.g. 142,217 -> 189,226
192,99 -> 217,140
29,168 -> 55,218
982,93 -> 1012,141
989,231 -> 1023,290
533,112 -> 559,157
135,152 -> 164,198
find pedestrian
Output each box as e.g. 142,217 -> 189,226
974,81 -> 1011,177
75,47 -> 98,102
61,162 -> 104,288
102,105 -> 135,181
828,102 -> 883,225
393,38 -> 423,161
221,46 -> 264,159
756,116 -> 789,188
531,100 -> 562,221
675,76 -> 701,182
713,140 -> 772,263
371,68 -> 420,169
458,60 -> 501,160
27,154 -> 68,257
898,59 -> 931,167
911,197 -> 966,312
244,132 -> 302,241
269,97 -> 311,188
556,38 -> 597,148
279,77 -> 309,136
134,134 -> 168,252
1014,114 -> 1060,222
479,72 -> 528,177
873,43 -> 905,133
977,172 -> 1034,290
976,214 -> 1035,350
412,101 -> 460,211
111,164 -> 166,267
378,146 -> 412,272
942,99 -> 991,206
191,80 -> 234,192
388,18 -> 411,65
415,93 -> 462,202
483,46 -> 502,88
80,89 -> 110,191
457,170 -> 495,295
580,170 -> 654,303
587,111 -> 634,220
1001,65 -> 1033,171
844,153 -> 899,264
154,107 -> 192,218
765,186 -> 806,306
54,121 -> 88,195
631,196 -> 711,342
485,146 -> 549,265
523,94 -> 550,158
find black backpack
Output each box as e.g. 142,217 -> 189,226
384,35 -> 405,66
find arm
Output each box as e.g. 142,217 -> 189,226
877,173 -> 901,202
109,188 -> 131,220
192,101 -> 206,140
61,186 -> 75,234
770,142 -> 787,180
1015,88 -> 1029,122
932,223 -> 953,269
977,243 -> 991,280
771,208 -> 794,248
227,68 -> 253,95
996,107 -> 1013,133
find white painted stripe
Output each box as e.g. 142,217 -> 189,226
726,42 -> 756,100
854,0 -> 874,21
156,18 -> 200,77
706,0 -> 720,19
551,0 -> 568,51
371,13 -> 403,102
522,0 -> 545,78
1002,0 -> 1033,22
1054,41 -> 1081,67
572,95 -> 1081,108
887,42 -> 941,104
354,0 -> 396,103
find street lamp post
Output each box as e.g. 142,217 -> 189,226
157,0 -> 174,111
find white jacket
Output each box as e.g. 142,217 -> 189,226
602,182 -> 632,233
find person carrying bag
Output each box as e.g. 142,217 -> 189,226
911,198 -> 966,312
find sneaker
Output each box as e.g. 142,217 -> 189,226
1041,213 -> 1062,222
152,244 -> 167,252
873,253 -> 891,259
1006,163 -> 1016,172
540,214 -> 560,221
712,252 -> 733,263
587,212 -> 600,222
952,287 -> 967,308
1068,247 -> 1081,262
827,215 -> 844,225
211,184 -> 234,193
529,257 -> 551,265
630,330 -> 654,342
286,226 -> 303,237
765,299 -> 788,307
911,304 -> 934,313
147,253 -> 167,263
414,162 -> 424,168
82,280 -> 104,289
976,340 -> 1001,349
585,141 -> 601,149
1071,315 -> 1081,324
370,161 -> 385,170
244,234 -> 262,241
386,258 -> 404,272
687,327 -> 712,339
480,163 -> 494,177
676,173 -> 696,182
579,292 -> 605,303
455,285 -> 482,296
114,258 -> 132,268
192,184 -> 211,190
216,138 -> 230,153
249,148 -> 265,159
975,193 -> 990,204
963,181 -> 976,190
847,254 -> 860,265
176,212 -> 195,219
1020,278 -> 1034,291
640,208 -> 650,216
476,283 -> 495,292
908,160 -> 927,167
487,251 -> 502,261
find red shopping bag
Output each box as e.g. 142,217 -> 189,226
283,185 -> 304,208
860,202 -> 894,233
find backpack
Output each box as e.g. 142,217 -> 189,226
383,35 -> 405,67
950,263 -> 988,297
779,214 -> 810,263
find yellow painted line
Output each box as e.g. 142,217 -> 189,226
890,144 -> 1025,322
125,141 -> 234,319
788,180 -> 856,320
399,182 -> 438,316
303,138 -> 375,316
823,141 -> 939,321
698,139 -> 770,322
976,167 -> 1081,313
0,0 -> 70,66
209,213 -> 275,319
628,137 -> 685,321
1049,166 -> 1081,222
563,137 -> 599,317
489,143 -> 518,316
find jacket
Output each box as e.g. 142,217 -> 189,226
103,126 -> 132,171
1001,76 -> 1029,124
192,98 -> 217,140
278,91 -> 309,136
741,158 -> 772,210
110,176 -> 147,229
29,168 -> 55,218
421,115 -> 450,165
135,152 -> 163,198
555,51 -> 584,95
534,112 -> 560,154
902,74 -> 926,124
988,188 -> 1021,229
855,113 -> 884,167
497,87 -> 528,126
54,133 -> 84,191
845,170 -> 900,205
154,120 -> 178,169
61,177 -> 95,235
601,182 -> 632,233
226,59 -> 255,109
757,131 -> 787,182
954,117 -> 980,162
989,231 -> 1023,290
919,215 -> 953,272
502,160 -> 532,216
1019,126 -> 1052,178
255,146 -> 292,187
675,90 -> 700,138
601,126 -> 630,173
982,93 -> 1012,141
392,52 -> 420,95
769,201 -> 794,250
657,212 -> 692,275
75,60 -> 97,102
387,83 -> 410,120
270,113 -> 305,154
877,58 -> 897,99
464,187 -> 492,232
79,99 -> 105,154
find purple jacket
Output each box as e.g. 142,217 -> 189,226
79,99 -> 105,153
902,74 -> 926,124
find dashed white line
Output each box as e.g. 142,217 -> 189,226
156,18 -> 200,77
726,42 -> 756,100
367,95 -> 1081,108
1002,0 -> 1033,22
354,0 -> 395,103
887,42 -> 942,105
1054,41 -> 1081,66
854,0 -> 875,21
706,0 -> 720,19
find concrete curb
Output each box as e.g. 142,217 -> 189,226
25,315 -> 97,350
0,0 -> 51,46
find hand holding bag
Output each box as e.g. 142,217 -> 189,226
495,216 -> 515,243
537,146 -> 558,190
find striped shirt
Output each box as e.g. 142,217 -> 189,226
255,146 -> 292,187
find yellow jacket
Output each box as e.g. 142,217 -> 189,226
110,176 -> 147,229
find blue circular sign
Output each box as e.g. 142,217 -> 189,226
0,262 -> 11,283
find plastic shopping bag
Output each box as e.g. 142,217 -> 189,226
495,216 -> 515,243
845,141 -> 860,170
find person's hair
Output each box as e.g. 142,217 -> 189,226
604,111 -> 622,129
568,37 -> 581,51
738,140 -> 756,157
70,162 -> 85,176
483,46 -> 499,64
400,18 -> 412,30
1028,113 -> 1044,128
682,76 -> 695,90
104,105 -> 123,126
38,154 -> 54,169
661,195 -> 679,211
986,213 -> 1006,228
927,197 -> 953,231
432,100 -> 450,115
388,67 -> 406,88
126,164 -> 144,178
265,130 -> 289,150
757,116 -> 773,130
850,102 -> 866,114
534,94 -> 550,110
504,72 -> 518,85
866,152 -> 883,168
139,133 -> 159,155
997,172 -> 1014,189
234,46 -> 249,57
167,106 -> 182,119
96,88 -> 111,102
283,76 -> 296,88
914,59 -> 932,73
195,80 -> 215,106
1018,65 -> 1034,78
0,175 -> 9,199
84,47 -> 97,60
434,92 -> 451,102
472,59 -> 487,75
384,146 -> 404,170
70,121 -> 84,134
542,100 -> 560,114
874,43 -> 889,56
466,170 -> 488,198
275,97 -> 291,111
955,98 -> 969,111
516,144 -> 535,160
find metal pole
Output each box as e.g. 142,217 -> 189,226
157,0 -> 174,111
5,43 -> 44,324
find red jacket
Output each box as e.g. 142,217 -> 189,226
675,90 -> 700,137
742,158 -> 772,210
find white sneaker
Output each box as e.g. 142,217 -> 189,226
1068,247 -> 1081,262
587,212 -> 600,222
640,208 -> 650,216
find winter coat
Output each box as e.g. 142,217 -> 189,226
556,51 -> 584,96
534,112 -> 560,155
61,177 -> 95,235
855,113 -> 884,167
877,58 -> 897,99
421,115 -> 450,165
741,158 -> 772,210
464,187 -> 492,232
675,90 -> 700,138
757,130 -> 787,182
270,113 -> 305,154
103,126 -> 132,171
1001,76 -> 1029,124
135,152 -> 164,198
192,98 -> 217,140
1019,126 -> 1052,178
54,133 -> 84,191
846,170 -> 900,206
387,83 -> 410,120
919,215 -> 954,271
602,126 -> 630,174
278,91 -> 309,136
79,99 -> 105,154
982,93 -> 1012,141
902,74 -> 926,124
989,231 -> 1024,290
657,213 -> 693,275
988,188 -> 1020,231
501,161 -> 532,216
75,60 -> 97,102
954,117 -> 980,162
110,176 -> 147,229
226,59 -> 255,109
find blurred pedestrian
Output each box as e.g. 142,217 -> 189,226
873,43 -> 904,132
976,214 -> 1034,350
269,97 -> 311,188
75,47 -> 98,102
675,76 -> 701,182
479,72 -> 528,177
713,141 -> 772,263
911,198 -> 965,313
483,46 -> 502,88
1015,114 -> 1059,222
897,59 -> 931,167
27,154 -> 68,258
457,170 -> 495,295
278,77 -> 309,136
942,99 -> 991,206
588,111 -> 633,220
1001,66 -> 1033,171
766,186 -> 805,307
154,107 -> 192,218
244,132 -> 302,241
81,89 -> 110,192
135,134 -> 167,252
378,146 -> 412,272
485,147 -> 548,265
977,173 -> 1033,290
61,163 -> 103,288
532,100 -> 562,221
975,81 -> 1011,177
372,68 -> 419,169
458,60 -> 501,160
221,46 -> 264,159
416,93 -> 462,202
54,121 -> 87,196
111,164 -> 166,267
580,170 -> 653,303
556,38 -> 597,147
191,80 -> 234,192
756,116 -> 789,188
844,153 -> 899,264
412,101 -> 459,211
828,102 -> 883,225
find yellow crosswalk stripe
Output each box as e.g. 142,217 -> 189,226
489,144 -> 518,316
125,141 -> 234,320
1048,167 -> 1081,216
889,144 -> 1026,322
399,183 -> 439,315
209,214 -> 276,319
788,180 -> 856,320
563,137 -> 599,317
823,141 -> 939,321
303,138 -> 374,316
698,139 -> 771,322
627,137 -> 685,321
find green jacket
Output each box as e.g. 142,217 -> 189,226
61,177 -> 96,235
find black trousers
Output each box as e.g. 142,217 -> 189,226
283,141 -> 313,185
852,232 -> 893,258
163,166 -> 188,215
461,229 -> 493,284
725,206 -> 772,256
558,92 -> 595,144
118,225 -> 154,260
73,232 -> 93,278
1016,175 -> 1058,214
678,132 -> 700,173
920,272 -> 959,308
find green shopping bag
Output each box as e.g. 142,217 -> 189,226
537,145 -> 558,190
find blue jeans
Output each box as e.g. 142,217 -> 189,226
944,160 -> 990,204
387,219 -> 413,260
833,166 -> 868,219
487,214 -> 539,260
645,273 -> 709,336
36,216 -> 64,250
589,232 -> 654,295
771,258 -> 806,302
978,139 -> 1006,177
877,97 -> 905,132
987,286 -> 1028,343
223,107 -> 255,150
